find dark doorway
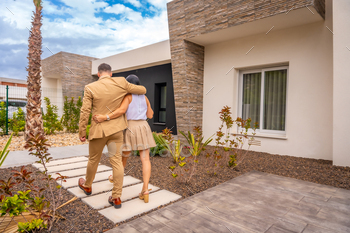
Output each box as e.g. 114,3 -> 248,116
113,63 -> 177,134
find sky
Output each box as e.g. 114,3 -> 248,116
0,0 -> 172,80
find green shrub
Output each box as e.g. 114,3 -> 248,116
9,108 -> 25,136
43,97 -> 62,135
86,125 -> 91,138
61,96 -> 82,133
17,218 -> 47,232
131,133 -> 167,157
0,102 -> 6,134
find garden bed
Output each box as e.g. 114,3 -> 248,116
1,147 -> 349,232
101,145 -> 350,198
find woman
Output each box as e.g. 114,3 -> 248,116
93,74 -> 156,203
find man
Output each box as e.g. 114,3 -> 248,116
78,63 -> 146,209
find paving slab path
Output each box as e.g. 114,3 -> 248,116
32,156 -> 182,225
106,171 -> 350,233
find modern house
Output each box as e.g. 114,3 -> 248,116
90,40 -> 177,134
41,0 -> 350,167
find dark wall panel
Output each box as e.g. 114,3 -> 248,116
113,63 -> 177,134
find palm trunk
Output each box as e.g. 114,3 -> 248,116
25,2 -> 44,140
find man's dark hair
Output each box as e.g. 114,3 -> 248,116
98,63 -> 112,73
126,74 -> 140,85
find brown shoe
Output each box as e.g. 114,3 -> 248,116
78,178 -> 92,195
108,196 -> 122,209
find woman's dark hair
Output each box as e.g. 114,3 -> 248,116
126,74 -> 140,85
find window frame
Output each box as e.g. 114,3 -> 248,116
238,66 -> 289,135
154,82 -> 167,124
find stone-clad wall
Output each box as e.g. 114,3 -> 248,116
167,0 -> 325,133
42,52 -> 98,100
61,52 -> 98,99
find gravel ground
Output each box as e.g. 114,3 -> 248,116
1,146 -> 349,232
0,132 -> 88,151
100,146 -> 350,199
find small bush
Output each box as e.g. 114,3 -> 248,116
9,108 -> 25,136
86,125 -> 91,138
17,218 -> 47,232
0,102 -> 7,134
61,96 -> 82,133
43,97 -> 63,135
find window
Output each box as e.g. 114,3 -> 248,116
155,83 -> 167,123
239,66 -> 288,133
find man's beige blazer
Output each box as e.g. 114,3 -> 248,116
79,75 -> 146,140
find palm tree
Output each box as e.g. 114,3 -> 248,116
25,0 -> 45,140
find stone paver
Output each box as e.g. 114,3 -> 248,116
39,157 -> 182,227
32,156 -> 88,168
106,171 -> 350,233
50,165 -> 111,178
38,161 -> 88,173
82,183 -> 160,209
62,170 -> 113,188
67,176 -> 141,198
99,190 -> 182,224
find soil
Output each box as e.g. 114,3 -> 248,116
1,146 -> 349,232
100,146 -> 350,200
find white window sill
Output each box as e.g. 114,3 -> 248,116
233,133 -> 287,140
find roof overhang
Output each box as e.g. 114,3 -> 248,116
91,40 -> 171,75
187,6 -> 324,46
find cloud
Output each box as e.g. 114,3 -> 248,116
0,0 -> 171,80
124,0 -> 142,8
146,0 -> 172,9
104,4 -> 142,21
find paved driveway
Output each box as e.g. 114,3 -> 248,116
107,171 -> 350,233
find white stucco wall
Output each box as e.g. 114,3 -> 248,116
202,20 -> 333,160
332,0 -> 350,166
91,40 -> 171,75
42,77 -> 63,117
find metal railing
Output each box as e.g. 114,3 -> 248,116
0,85 -> 65,135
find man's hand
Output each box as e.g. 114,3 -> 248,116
80,136 -> 86,142
93,114 -> 107,123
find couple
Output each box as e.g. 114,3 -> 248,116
78,63 -> 156,209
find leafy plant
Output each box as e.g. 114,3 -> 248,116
24,133 -> 68,230
61,96 -> 83,133
0,102 -> 7,134
0,178 -> 16,196
170,127 -> 212,183
86,125 -> 91,138
0,191 -> 30,218
206,106 -> 258,175
9,108 -> 25,136
17,218 -> 47,232
153,129 -> 182,163
43,97 -> 63,135
0,133 -> 12,167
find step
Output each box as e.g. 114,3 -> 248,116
62,170 -> 113,188
99,190 -> 182,224
82,183 -> 160,209
32,156 -> 88,168
67,176 -> 141,198
37,161 -> 88,173
50,165 -> 112,179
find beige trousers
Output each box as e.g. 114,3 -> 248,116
85,131 -> 124,198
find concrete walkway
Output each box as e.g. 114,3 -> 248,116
2,144 -> 108,168
107,171 -> 350,233
32,156 -> 182,224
